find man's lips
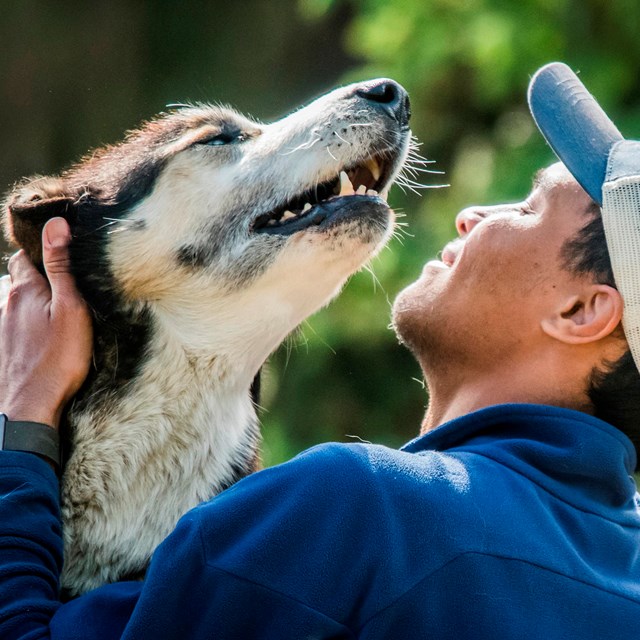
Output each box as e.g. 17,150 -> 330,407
440,238 -> 464,267
423,238 -> 465,272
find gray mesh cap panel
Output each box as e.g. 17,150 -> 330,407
602,140 -> 640,372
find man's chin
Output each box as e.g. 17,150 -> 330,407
391,269 -> 450,366
392,283 -> 427,353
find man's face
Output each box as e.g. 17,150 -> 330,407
393,162 -> 596,375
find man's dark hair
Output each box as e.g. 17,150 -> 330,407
562,205 -> 640,469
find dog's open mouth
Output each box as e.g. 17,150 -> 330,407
252,153 -> 392,235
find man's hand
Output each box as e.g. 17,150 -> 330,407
0,218 -> 93,429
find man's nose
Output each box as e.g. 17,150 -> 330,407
455,207 -> 488,236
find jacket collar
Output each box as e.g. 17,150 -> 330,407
402,404 -> 639,524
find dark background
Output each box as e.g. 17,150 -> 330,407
2,0 -> 640,465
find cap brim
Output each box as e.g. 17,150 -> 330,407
527,62 -> 623,205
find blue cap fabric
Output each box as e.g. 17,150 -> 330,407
527,62 -> 624,205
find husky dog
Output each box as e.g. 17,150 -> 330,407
2,79 -> 411,596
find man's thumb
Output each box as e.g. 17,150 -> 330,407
42,217 -> 75,299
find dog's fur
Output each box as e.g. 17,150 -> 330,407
2,79 -> 410,596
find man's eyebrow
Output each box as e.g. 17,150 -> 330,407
531,166 -> 599,215
586,199 -> 600,216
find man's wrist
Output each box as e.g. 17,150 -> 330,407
0,414 -> 61,474
2,402 -> 61,431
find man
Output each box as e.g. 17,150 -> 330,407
1,63 -> 638,639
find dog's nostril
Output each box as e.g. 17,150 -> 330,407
356,80 -> 410,125
357,81 -> 399,105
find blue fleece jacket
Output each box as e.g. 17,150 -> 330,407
0,404 -> 639,639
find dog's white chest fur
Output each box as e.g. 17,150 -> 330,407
61,331 -> 259,591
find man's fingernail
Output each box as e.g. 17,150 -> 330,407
44,218 -> 70,248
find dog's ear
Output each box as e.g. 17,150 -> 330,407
4,177 -> 77,265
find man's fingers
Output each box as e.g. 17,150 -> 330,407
42,218 -> 76,303
7,250 -> 43,286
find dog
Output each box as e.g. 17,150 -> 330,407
2,78 -> 411,596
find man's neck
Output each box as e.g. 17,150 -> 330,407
420,360 -> 593,434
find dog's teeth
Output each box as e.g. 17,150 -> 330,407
267,218 -> 277,226
281,210 -> 297,221
302,203 -> 312,212
356,185 -> 367,195
380,188 -> 389,202
339,170 -> 355,196
365,158 -> 382,182
366,189 -> 378,196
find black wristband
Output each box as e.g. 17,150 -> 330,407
0,414 -> 61,473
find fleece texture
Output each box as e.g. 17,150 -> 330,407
0,403 -> 639,639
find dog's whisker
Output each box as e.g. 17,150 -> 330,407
81,220 -> 123,235
301,319 -> 337,355
362,261 -> 386,294
405,154 -> 436,163
78,217 -> 143,238
105,216 -> 136,224
395,229 -> 411,239
405,165 -> 446,175
280,137 -> 321,155
396,171 -> 424,185
394,223 -> 414,238
404,166 -> 420,179
391,231 -> 407,246
395,180 -> 423,196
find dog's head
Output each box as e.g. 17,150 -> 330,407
4,79 -> 411,377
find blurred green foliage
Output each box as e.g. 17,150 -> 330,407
1,1 -> 640,467
263,0 -> 640,465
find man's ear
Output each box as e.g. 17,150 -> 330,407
541,284 -> 623,344
3,177 -> 77,265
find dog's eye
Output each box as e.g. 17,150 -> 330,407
199,132 -> 244,146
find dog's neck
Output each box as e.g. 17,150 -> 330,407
67,300 -> 266,470
84,307 -> 255,401
60,303 -> 263,593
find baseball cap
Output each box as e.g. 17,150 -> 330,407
528,62 -> 640,372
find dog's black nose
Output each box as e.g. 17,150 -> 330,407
356,79 -> 411,127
